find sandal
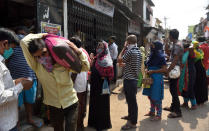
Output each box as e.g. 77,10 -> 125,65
191,105 -> 197,110
144,112 -> 155,117
163,107 -> 172,112
121,124 -> 137,130
121,116 -> 130,120
168,112 -> 182,118
150,116 -> 161,121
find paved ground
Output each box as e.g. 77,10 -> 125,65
23,81 -> 209,131
83,83 -> 209,131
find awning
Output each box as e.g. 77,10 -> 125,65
10,0 -> 35,6
147,0 -> 155,7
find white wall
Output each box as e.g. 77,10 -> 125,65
143,0 -> 147,22
143,0 -> 153,26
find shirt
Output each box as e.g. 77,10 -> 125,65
73,48 -> 90,93
123,45 -> 142,80
6,46 -> 36,80
0,55 -> 23,131
109,42 -> 118,60
170,41 -> 184,66
73,72 -> 88,93
20,34 -> 90,109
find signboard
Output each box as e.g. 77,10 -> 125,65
37,0 -> 63,35
128,20 -> 140,34
74,0 -> 114,17
41,22 -> 62,36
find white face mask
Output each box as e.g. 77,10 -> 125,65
127,44 -> 137,50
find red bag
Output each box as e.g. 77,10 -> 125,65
44,34 -> 82,73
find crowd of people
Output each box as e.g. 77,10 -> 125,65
0,26 -> 208,131
142,29 -> 209,122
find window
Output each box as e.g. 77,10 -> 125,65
146,8 -> 150,21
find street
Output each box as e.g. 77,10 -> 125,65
23,82 -> 209,131
83,83 -> 209,131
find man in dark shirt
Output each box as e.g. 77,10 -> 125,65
164,29 -> 184,118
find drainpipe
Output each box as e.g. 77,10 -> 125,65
63,0 -> 68,38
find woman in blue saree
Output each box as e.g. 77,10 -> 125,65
143,41 -> 167,121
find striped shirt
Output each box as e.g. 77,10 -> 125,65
123,46 -> 142,80
6,46 -> 36,79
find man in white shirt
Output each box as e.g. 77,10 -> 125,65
0,28 -> 31,131
70,36 -> 90,130
108,36 -> 118,82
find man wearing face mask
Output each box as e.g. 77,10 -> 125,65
0,28 -> 33,131
6,26 -> 40,128
20,33 -> 90,131
118,35 -> 142,130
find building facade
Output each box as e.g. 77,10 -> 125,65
0,0 -> 155,53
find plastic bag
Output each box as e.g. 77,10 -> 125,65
137,72 -> 143,88
101,78 -> 110,95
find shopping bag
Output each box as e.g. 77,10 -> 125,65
137,72 -> 143,88
101,78 -> 110,95
142,74 -> 152,88
44,34 -> 82,73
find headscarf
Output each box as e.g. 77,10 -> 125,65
192,41 -> 199,48
140,46 -> 145,54
95,41 -> 114,80
192,41 -> 204,61
146,41 -> 166,68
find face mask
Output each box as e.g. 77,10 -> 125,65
38,56 -> 54,72
127,44 -> 136,50
96,48 -> 103,54
3,48 -> 13,59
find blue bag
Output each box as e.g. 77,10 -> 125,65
101,78 -> 110,95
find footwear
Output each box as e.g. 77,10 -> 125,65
168,112 -> 182,118
150,116 -> 161,121
111,91 -> 118,94
191,105 -> 197,110
121,116 -> 130,120
28,121 -> 43,128
144,112 -> 155,117
197,103 -> 205,106
121,123 -> 137,130
181,103 -> 189,108
163,107 -> 172,112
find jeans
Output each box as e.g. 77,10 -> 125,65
49,102 -> 78,131
123,79 -> 138,124
169,79 -> 181,114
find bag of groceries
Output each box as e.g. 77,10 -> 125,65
44,34 -> 82,73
